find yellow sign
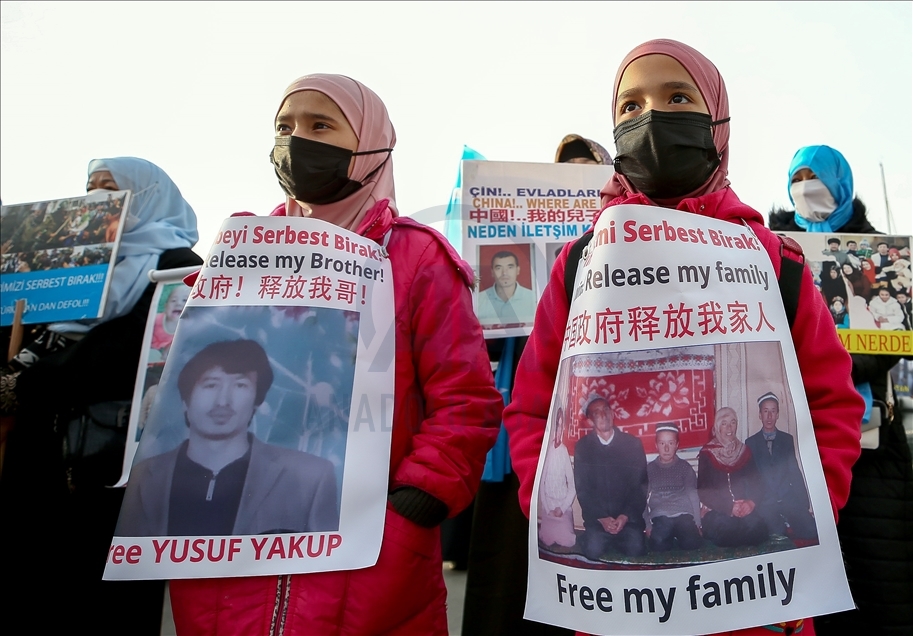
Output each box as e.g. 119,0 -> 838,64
837,329 -> 913,355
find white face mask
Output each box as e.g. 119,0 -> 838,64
790,179 -> 837,222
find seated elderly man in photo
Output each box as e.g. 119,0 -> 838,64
116,339 -> 339,537
573,396 -> 648,560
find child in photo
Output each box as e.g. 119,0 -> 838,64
644,423 -> 702,551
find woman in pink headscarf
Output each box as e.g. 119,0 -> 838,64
504,40 -> 862,636
169,74 -> 502,635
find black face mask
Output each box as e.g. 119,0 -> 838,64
270,136 -> 392,205
612,110 -> 729,200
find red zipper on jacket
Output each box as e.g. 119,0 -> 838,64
269,575 -> 292,636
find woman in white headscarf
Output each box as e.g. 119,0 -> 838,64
0,157 -> 202,636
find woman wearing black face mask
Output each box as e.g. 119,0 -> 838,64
169,73 -> 503,636
503,39 -> 863,636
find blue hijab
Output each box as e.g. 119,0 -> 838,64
787,146 -> 872,417
786,145 -> 855,233
88,157 -> 198,322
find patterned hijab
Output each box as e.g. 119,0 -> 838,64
555,134 -> 612,165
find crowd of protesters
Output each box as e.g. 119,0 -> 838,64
0,35 -> 910,636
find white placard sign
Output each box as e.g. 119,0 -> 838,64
525,205 -> 853,634
459,160 -> 614,338
105,216 -> 394,580
114,275 -> 193,488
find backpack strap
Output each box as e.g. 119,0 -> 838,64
565,230 -> 805,330
564,232 -> 594,303
776,234 -> 805,330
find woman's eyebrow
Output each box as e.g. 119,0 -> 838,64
615,87 -> 641,103
663,81 -> 700,92
616,80 -> 700,104
276,111 -> 339,123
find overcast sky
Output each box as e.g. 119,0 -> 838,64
2,1 -> 910,254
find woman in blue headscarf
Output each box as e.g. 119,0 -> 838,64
0,157 -> 203,635
769,145 -> 913,636
769,145 -> 878,234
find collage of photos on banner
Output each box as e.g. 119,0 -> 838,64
115,303 -> 358,538
537,342 -> 819,571
794,233 -> 913,331
0,191 -> 127,273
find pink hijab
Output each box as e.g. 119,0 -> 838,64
277,74 -> 398,230
601,39 -> 731,207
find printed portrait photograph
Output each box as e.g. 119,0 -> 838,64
116,304 -> 359,537
476,242 -> 536,328
536,341 -> 819,571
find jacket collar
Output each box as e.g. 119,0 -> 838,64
598,187 -> 764,227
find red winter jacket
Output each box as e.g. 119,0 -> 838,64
504,188 -> 863,636
169,200 -> 503,635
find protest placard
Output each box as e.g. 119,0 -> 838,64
525,205 -> 853,634
778,231 -> 912,355
458,160 -> 614,338
0,190 -> 130,326
113,272 -> 195,488
105,216 -> 394,580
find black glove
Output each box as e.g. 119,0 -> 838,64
388,487 -> 449,528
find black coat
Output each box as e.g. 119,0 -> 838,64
0,246 -> 202,635
768,197 -> 879,234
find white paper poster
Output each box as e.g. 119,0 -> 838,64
114,274 -> 194,488
525,205 -> 853,634
459,160 -> 614,338
105,216 -> 394,580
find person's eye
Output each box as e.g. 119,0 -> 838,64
620,102 -> 640,114
276,123 -> 292,135
313,122 -> 331,131
670,93 -> 692,105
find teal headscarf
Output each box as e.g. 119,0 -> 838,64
786,145 -> 855,233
